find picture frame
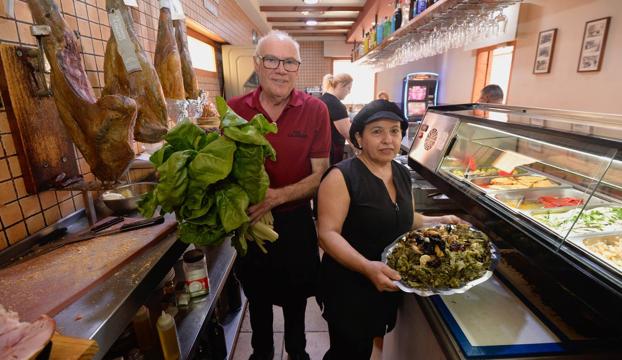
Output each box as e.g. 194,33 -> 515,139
533,28 -> 557,74
577,17 -> 611,72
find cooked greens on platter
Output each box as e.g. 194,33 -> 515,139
138,97 -> 278,255
386,224 -> 492,290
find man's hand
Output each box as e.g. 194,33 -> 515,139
363,261 -> 401,292
247,188 -> 284,224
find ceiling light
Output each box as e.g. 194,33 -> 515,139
301,11 -> 310,15
303,0 -> 319,4
305,20 -> 318,26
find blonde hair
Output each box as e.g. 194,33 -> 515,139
255,30 -> 301,61
322,73 -> 353,92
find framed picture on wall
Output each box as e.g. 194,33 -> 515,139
533,28 -> 557,74
577,17 -> 610,72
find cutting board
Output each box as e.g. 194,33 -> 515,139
49,332 -> 99,360
0,216 -> 177,322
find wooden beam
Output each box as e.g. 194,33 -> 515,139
267,17 -> 357,22
290,32 -> 347,37
273,25 -> 350,31
260,6 -> 363,12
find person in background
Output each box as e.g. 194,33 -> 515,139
376,90 -> 390,101
478,84 -> 504,104
228,30 -> 331,360
316,100 -> 465,359
320,73 -> 353,165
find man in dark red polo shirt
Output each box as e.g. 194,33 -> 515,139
228,30 -> 330,360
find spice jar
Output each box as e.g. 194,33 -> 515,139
182,249 -> 209,298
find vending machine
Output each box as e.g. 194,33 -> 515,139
402,72 -> 439,122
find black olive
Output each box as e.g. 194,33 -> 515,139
427,258 -> 441,268
449,242 -> 463,252
421,242 -> 436,255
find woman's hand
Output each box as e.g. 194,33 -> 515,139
420,214 -> 469,227
363,261 -> 401,292
437,215 -> 469,225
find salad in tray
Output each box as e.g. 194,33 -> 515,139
383,224 -> 498,296
533,206 -> 622,236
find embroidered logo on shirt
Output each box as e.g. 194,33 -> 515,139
288,130 -> 308,138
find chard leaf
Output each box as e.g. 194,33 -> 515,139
232,144 -> 270,204
188,137 -> 236,186
193,130 -> 218,151
149,144 -> 174,167
179,221 -> 226,246
165,120 -> 206,151
249,113 -> 278,135
138,190 -> 158,218
216,183 -> 250,232
156,150 -> 195,213
217,97 -> 247,128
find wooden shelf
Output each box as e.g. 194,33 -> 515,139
353,0 -> 521,66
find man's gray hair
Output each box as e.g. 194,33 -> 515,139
254,30 -> 301,61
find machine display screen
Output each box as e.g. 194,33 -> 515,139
408,86 -> 427,101
408,102 -> 427,116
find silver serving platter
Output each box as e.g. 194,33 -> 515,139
381,226 -> 500,296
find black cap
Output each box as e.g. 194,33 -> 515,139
349,99 -> 408,149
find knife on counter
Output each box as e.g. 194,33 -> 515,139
3,216 -> 165,267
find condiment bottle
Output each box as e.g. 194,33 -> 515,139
132,306 -> 155,355
156,311 -> 181,360
183,249 -> 210,298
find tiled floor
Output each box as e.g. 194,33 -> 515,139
231,300 -> 330,360
231,300 -> 383,360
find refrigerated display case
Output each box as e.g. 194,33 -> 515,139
397,103 -> 622,358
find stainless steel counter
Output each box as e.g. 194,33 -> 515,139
52,214 -> 188,360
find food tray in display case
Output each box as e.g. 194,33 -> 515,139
469,175 -> 562,192
442,166 -> 528,180
491,187 -> 612,213
530,205 -> 622,238
566,233 -> 622,275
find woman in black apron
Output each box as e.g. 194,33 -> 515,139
316,100 -> 463,359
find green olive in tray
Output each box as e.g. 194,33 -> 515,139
386,224 -> 493,290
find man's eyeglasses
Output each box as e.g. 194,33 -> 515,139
257,55 -> 301,72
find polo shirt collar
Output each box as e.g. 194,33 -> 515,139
246,86 -> 304,110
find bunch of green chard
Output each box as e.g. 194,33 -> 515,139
138,97 -> 278,255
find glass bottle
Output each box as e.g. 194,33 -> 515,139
376,19 -> 383,45
363,31 -> 369,53
394,1 -> 403,31
416,0 -> 428,16
182,249 -> 209,298
369,26 -> 377,49
383,16 -> 391,38
408,0 -> 416,20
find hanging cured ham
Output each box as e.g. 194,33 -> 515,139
173,19 -> 200,100
103,0 -> 168,143
26,0 -> 136,181
154,2 -> 185,100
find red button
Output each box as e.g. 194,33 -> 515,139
418,132 -> 424,138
